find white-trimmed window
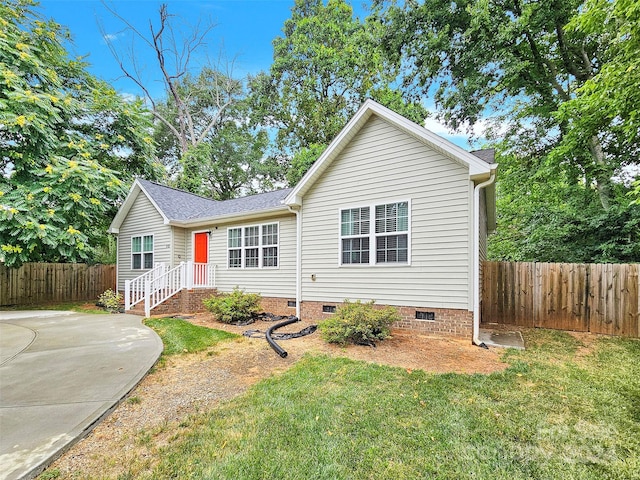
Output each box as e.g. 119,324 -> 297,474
341,207 -> 370,264
340,201 -> 409,265
132,235 -> 154,270
228,223 -> 279,268
228,228 -> 242,268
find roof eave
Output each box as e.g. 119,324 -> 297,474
168,205 -> 292,228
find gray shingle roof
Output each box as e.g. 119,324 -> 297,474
138,179 -> 292,222
470,148 -> 496,164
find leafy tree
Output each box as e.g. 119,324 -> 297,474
105,4 -> 280,199
286,143 -> 327,186
173,121 -> 271,200
250,0 -> 427,183
488,150 -> 640,263
377,0 -> 639,262
150,68 -> 277,199
376,0 -> 638,211
0,0 -> 158,267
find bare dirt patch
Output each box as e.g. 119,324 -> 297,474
47,313 -> 507,479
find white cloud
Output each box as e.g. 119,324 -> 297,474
102,32 -> 123,44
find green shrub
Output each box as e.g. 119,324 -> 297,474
97,289 -> 123,312
319,300 -> 400,346
203,287 -> 262,324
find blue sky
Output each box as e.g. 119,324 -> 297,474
37,0 -> 299,90
37,0 -> 476,147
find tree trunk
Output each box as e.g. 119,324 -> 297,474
588,135 -> 612,210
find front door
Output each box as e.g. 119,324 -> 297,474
194,232 -> 209,285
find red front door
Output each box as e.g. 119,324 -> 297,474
194,232 -> 208,284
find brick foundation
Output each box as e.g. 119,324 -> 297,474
300,300 -> 473,338
128,290 -> 472,338
127,288 -> 218,316
258,297 -> 298,317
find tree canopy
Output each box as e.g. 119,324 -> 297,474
0,0 -> 159,267
250,0 -> 427,183
376,0 -> 640,262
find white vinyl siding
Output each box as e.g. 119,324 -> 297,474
172,226 -> 187,266
300,115 -> 471,310
117,191 -> 172,290
187,213 -> 295,298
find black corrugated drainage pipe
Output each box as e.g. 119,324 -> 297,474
266,316 -> 300,358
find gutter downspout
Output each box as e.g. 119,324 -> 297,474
287,204 -> 302,319
473,172 -> 496,346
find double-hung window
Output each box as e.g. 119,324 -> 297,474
341,207 -> 370,264
228,223 -> 279,268
340,201 -> 409,265
375,202 -> 409,263
132,235 -> 154,270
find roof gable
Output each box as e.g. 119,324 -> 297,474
109,179 -> 293,232
285,99 -> 497,206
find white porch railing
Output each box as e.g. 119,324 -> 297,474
125,261 -> 216,317
124,263 -> 166,310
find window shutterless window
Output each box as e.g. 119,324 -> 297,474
339,201 -> 409,265
227,223 -> 279,268
131,235 -> 153,270
340,207 -> 370,264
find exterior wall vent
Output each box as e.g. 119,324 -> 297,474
322,305 -> 337,313
416,311 -> 435,321
287,300 -> 297,307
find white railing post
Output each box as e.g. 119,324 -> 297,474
124,280 -> 131,310
186,261 -> 194,289
144,279 -> 151,318
179,262 -> 186,289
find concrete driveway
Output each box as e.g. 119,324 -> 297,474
0,311 -> 162,480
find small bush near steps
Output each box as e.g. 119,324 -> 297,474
203,287 -> 261,324
97,289 -> 123,313
319,300 -> 400,346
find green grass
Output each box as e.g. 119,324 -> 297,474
144,317 -> 239,356
0,301 -> 109,314
125,329 -> 640,480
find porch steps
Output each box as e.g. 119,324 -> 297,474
126,288 -> 218,318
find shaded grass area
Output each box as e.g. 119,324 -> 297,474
144,317 -> 239,356
0,301 -> 109,314
131,329 -> 639,480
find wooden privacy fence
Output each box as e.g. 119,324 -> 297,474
482,262 -> 640,338
0,263 -> 116,306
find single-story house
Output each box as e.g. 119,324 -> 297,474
108,100 -> 497,342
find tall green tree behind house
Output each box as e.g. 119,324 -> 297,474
376,0 -> 640,262
250,0 -> 428,184
152,69 -> 277,199
0,0 -> 159,267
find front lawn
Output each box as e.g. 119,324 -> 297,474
145,317 -> 239,356
128,329 -> 640,479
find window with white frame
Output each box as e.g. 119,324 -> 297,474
227,223 -> 279,268
340,201 -> 409,265
228,228 -> 242,268
131,235 -> 154,269
341,207 -> 370,264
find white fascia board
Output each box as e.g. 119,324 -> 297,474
168,206 -> 291,228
